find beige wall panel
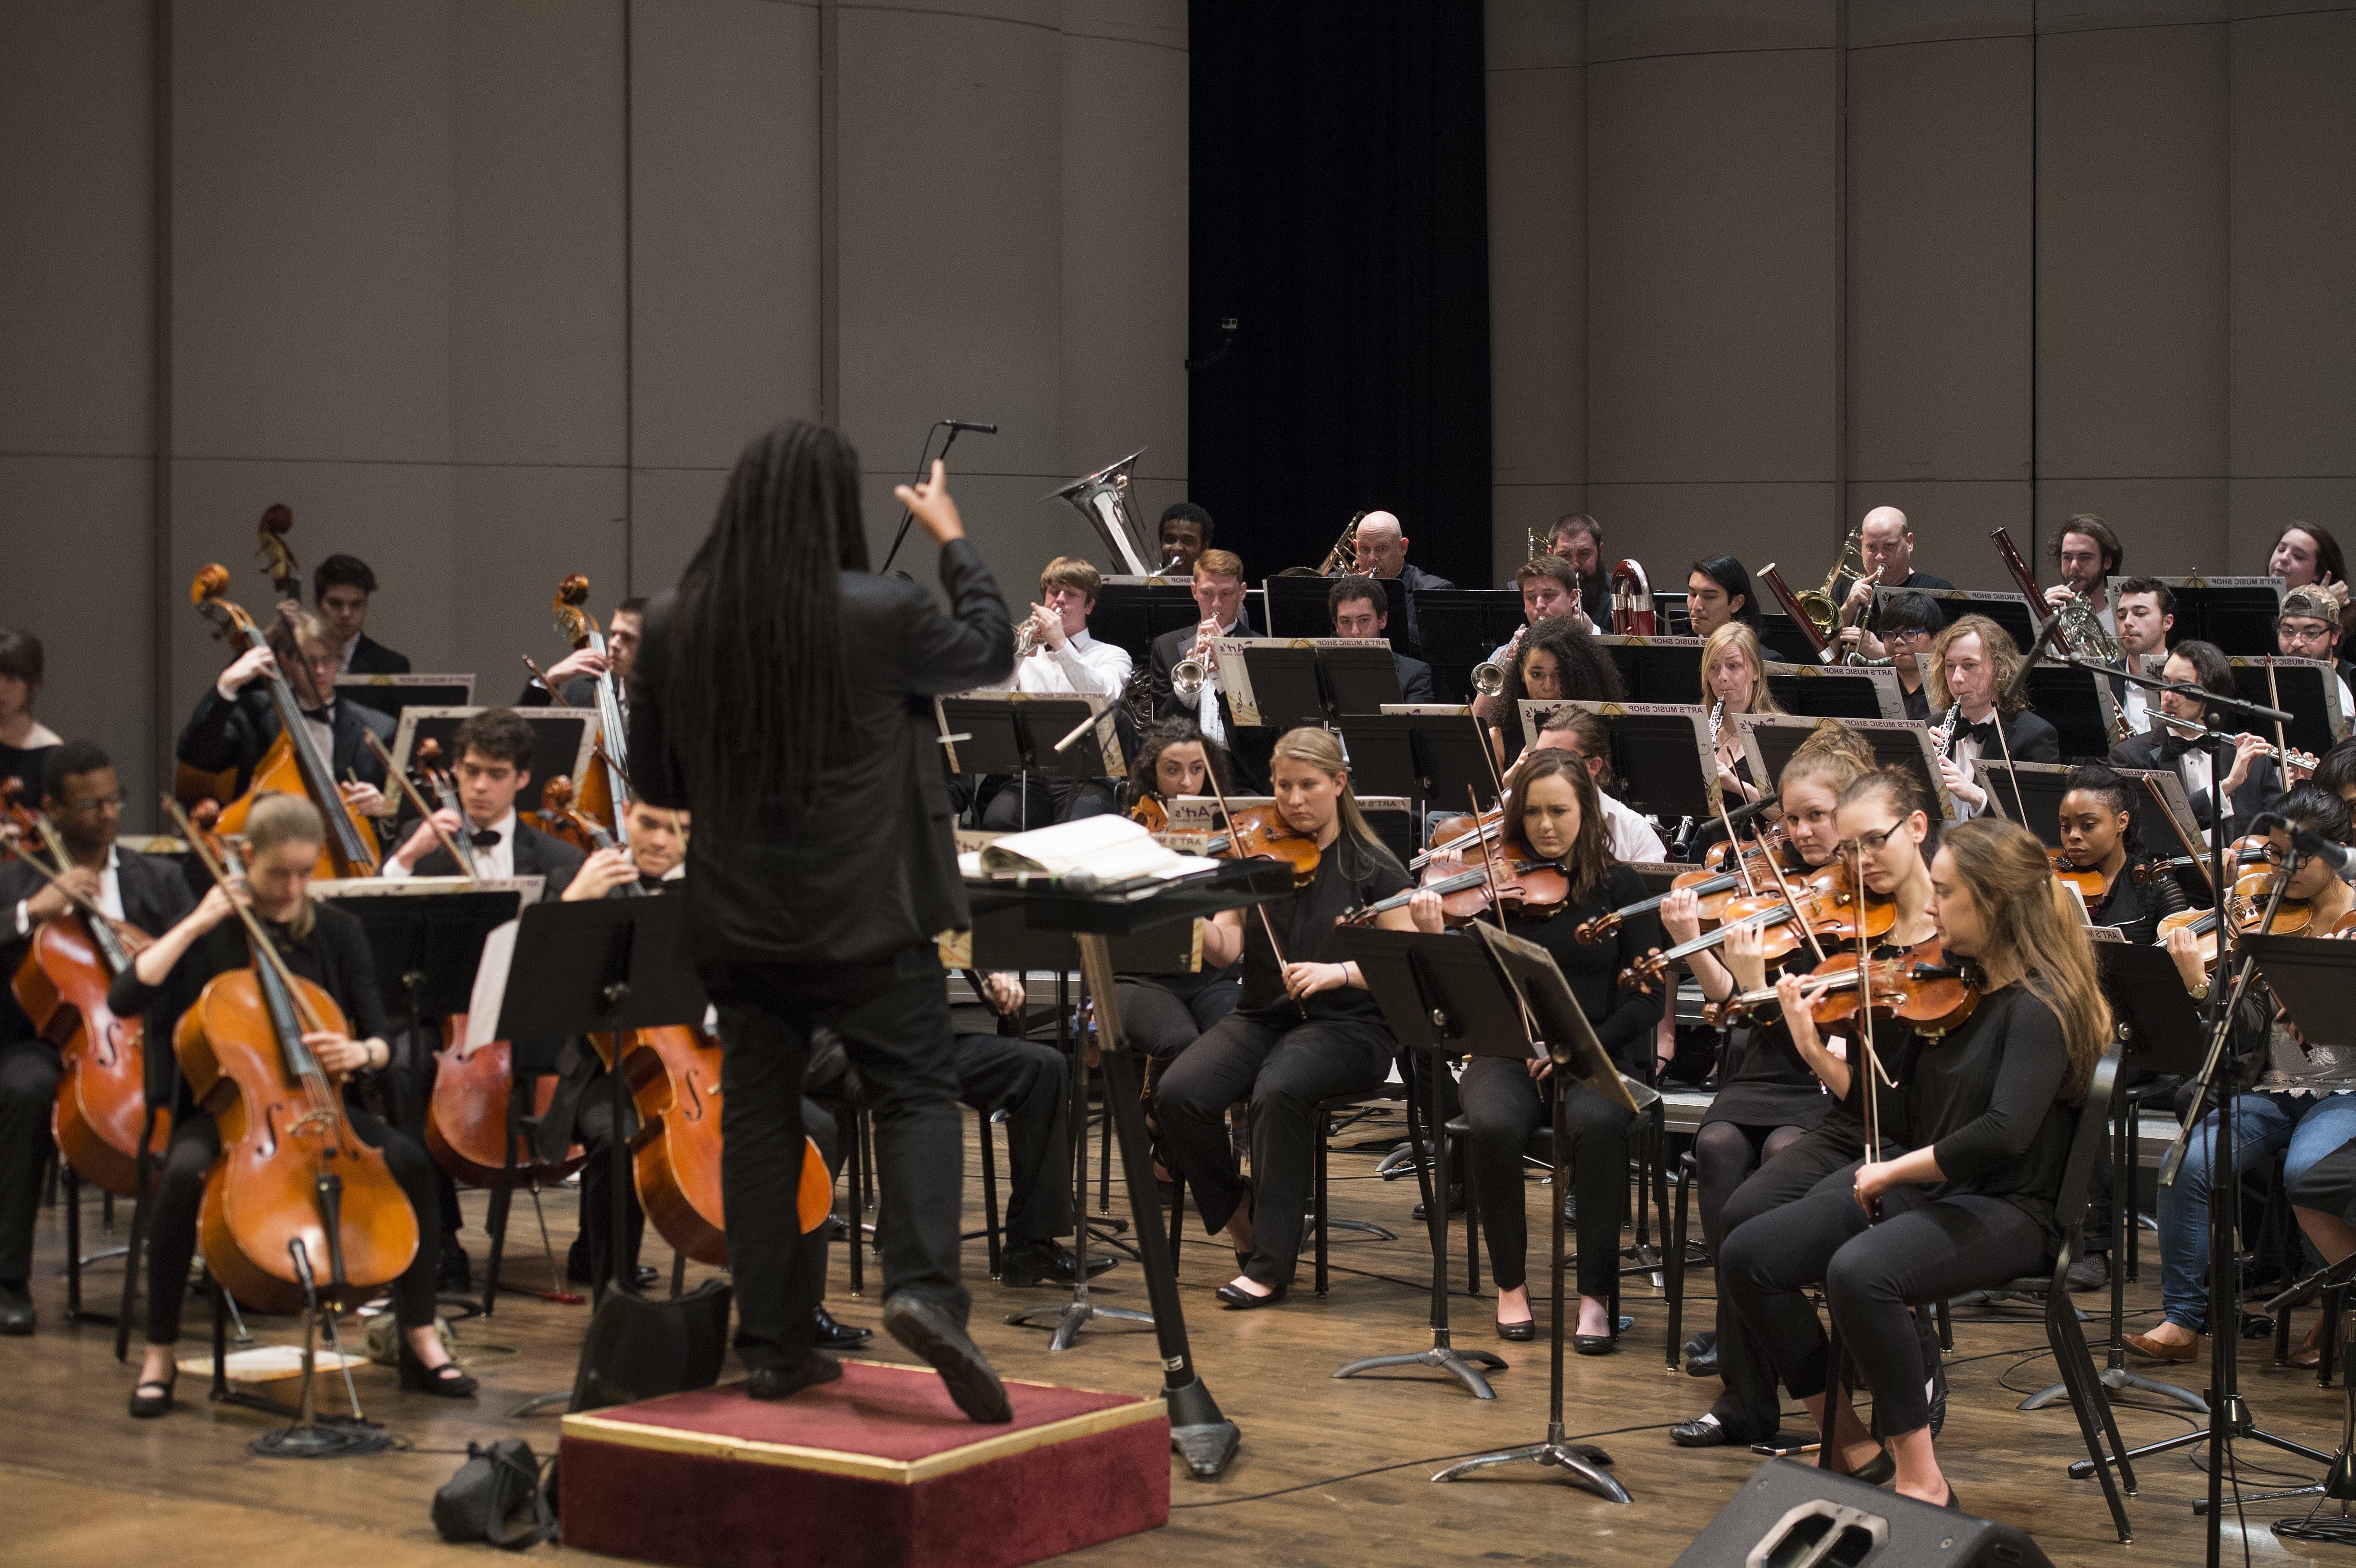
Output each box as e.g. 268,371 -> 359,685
1587,0 -> 1833,62
1849,1 -> 2030,48
1846,37 -> 2031,485
628,467 -> 732,599
1488,0 -> 1583,67
1060,0 -> 1187,54
2034,23 -> 2228,488
451,467 -> 631,694
1587,49 -> 1837,487
1841,480 -> 2032,590
2032,477 -> 2227,577
629,0 -> 823,471
1486,62 -> 1584,571
0,1 -> 152,457
452,0 -> 629,468
2230,480 -> 2356,576
0,457 -> 156,810
164,460 -> 457,732
1583,483 -> 1840,586
1059,29 -> 1189,485
2229,9 -> 2356,482
2039,1 -> 2225,31
856,472 -> 1080,615
1493,484 -> 1592,587
837,8 -> 1063,481
171,0 -> 455,463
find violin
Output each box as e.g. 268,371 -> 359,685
186,566 -> 383,880
1415,804 -> 1503,870
1702,937 -> 1978,1035
1202,802 -> 1320,887
2157,864 -> 2313,971
7,816 -> 164,1195
1625,857 -> 1895,989
1576,835 -> 1795,944
0,779 -> 41,858
2133,838 -> 2271,885
1347,839 -> 1570,928
550,575 -> 633,839
2050,853 -> 2108,904
168,808 -> 417,1313
1127,794 -> 1170,834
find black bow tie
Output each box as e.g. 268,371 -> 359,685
639,873 -> 670,893
1959,717 -> 2002,750
2159,732 -> 2200,762
302,704 -> 333,724
469,829 -> 503,849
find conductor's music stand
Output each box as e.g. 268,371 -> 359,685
1331,926 -> 1520,1401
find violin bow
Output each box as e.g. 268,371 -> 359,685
1713,791 -> 1760,896
1197,754 -> 1298,987
362,730 -> 475,879
1751,825 -> 1830,966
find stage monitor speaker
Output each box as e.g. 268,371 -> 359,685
1672,1460 -> 2053,1568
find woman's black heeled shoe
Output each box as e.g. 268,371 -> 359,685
1215,1282 -> 1286,1310
1845,1451 -> 1896,1487
1572,1331 -> 1615,1356
128,1372 -> 176,1419
1496,1318 -> 1537,1342
398,1341 -> 480,1398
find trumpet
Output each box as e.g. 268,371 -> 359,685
1472,625 -> 1527,698
1172,657 -> 1209,700
1318,511 -> 1368,577
1013,609 -> 1050,660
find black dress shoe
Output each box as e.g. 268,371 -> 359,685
812,1305 -> 873,1350
1411,1194 -> 1467,1221
747,1353 -> 843,1400
1669,1413 -> 1734,1448
1843,1451 -> 1895,1486
1496,1317 -> 1537,1341
0,1282 -> 33,1336
882,1295 -> 1012,1424
1572,1331 -> 1616,1357
1214,1281 -> 1287,1310
397,1341 -> 480,1398
1685,1338 -> 1720,1378
1000,1240 -> 1118,1288
128,1372 -> 176,1419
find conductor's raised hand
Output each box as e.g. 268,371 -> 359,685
894,459 -> 966,544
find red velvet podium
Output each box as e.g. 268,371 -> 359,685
558,1360 -> 1170,1567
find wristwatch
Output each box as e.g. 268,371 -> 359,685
2187,977 -> 2211,1002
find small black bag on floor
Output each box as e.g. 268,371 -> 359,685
433,1438 -> 557,1549
568,1275 -> 735,1414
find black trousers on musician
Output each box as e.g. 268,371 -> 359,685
1156,1010 -> 1392,1290
1702,1119 -> 1885,1439
955,1032 -> 1070,1245
1721,1165 -> 2047,1438
1115,977 -> 1242,1069
1694,1119 -> 1810,1258
144,1105 -> 443,1343
705,944 -> 966,1374
0,1037 -> 61,1287
1459,1057 -> 1632,1299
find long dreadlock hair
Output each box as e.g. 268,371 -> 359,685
664,421 -> 871,839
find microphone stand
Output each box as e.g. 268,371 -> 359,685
878,420 -> 995,574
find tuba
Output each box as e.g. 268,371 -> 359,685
1046,449 -> 1157,576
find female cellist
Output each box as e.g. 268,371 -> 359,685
1408,750 -> 1661,1350
1658,722 -> 1871,1381
109,793 -> 472,1416
1720,816 -> 2108,1507
1115,718 -> 1243,1072
1701,621 -> 1784,806
1672,766 -> 1942,1450
1155,727 -> 1418,1307
2057,763 -> 2187,945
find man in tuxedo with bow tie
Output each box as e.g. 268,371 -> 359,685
2108,639 -> 2282,843
1928,612 -> 2060,819
177,606 -> 396,826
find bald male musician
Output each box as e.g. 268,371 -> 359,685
1354,511 -> 1452,654
0,742 -> 193,1336
1836,506 -> 1954,660
177,606 -> 395,818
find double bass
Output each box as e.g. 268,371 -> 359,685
548,575 -> 633,842
166,804 -> 417,1313
186,566 -> 383,880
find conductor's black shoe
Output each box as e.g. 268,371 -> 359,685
0,1281 -> 33,1336
812,1305 -> 873,1350
437,1240 -> 473,1290
747,1353 -> 843,1401
882,1295 -> 1012,1424
1669,1413 -> 1737,1448
1000,1240 -> 1116,1287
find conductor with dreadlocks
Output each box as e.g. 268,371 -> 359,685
629,422 -> 1016,1417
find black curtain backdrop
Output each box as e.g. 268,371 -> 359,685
1186,1 -> 1493,591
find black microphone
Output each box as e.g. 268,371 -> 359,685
1722,792 -> 1781,830
941,420 -> 999,434
2247,813 -> 2353,876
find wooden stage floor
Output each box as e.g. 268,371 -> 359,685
7,1102 -> 2353,1566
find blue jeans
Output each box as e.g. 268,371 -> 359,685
2159,1091 -> 2356,1331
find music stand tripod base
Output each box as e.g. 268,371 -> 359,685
1005,1291 -> 1155,1353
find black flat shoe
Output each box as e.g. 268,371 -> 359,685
1000,1240 -> 1118,1288
747,1353 -> 843,1400
1938,1485 -> 1962,1511
0,1282 -> 33,1336
812,1305 -> 873,1350
1843,1450 -> 1895,1487
1215,1282 -> 1286,1310
1572,1332 -> 1615,1356
128,1372 -> 176,1419
882,1295 -> 1012,1424
397,1342 -> 480,1398
1496,1317 -> 1537,1341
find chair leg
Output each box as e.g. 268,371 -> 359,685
845,1110 -> 866,1297
1665,1160 -> 1692,1370
1817,1318 -> 1849,1470
2050,1287 -> 2136,1540
1314,1108 -> 1330,1298
1462,1151 -> 1480,1300
977,1107 -> 1003,1281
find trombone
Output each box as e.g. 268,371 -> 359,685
1318,512 -> 1368,577
1792,523 -> 1868,645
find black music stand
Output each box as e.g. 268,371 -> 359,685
1424,922 -> 1645,1500
1762,662 -> 1900,720
1514,701 -> 1715,843
1897,588 -> 2041,655
2019,940 -> 2209,1415
967,859 -> 1295,1478
2226,659 -> 2343,759
1331,926 -> 1517,1401
939,695 -> 1119,830
1415,589 -> 1527,702
2241,935 -> 2356,1051
2024,664 -> 2126,762
316,878 -> 541,1316
1597,635 -> 1706,705
335,675 -> 476,725
1092,581 -> 1199,664
1333,713 -> 1500,841
2140,578 -> 2282,657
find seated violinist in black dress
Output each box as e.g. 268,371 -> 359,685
1113,718 -> 1243,1074
2057,763 -> 2188,944
1408,751 -> 1661,1351
1720,817 -> 2108,1507
110,794 -> 472,1417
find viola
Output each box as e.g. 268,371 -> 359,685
1625,857 -> 1895,989
1703,937 -> 1978,1036
549,575 -> 633,839
2133,838 -> 2270,885
1348,839 -> 1570,928
186,566 -> 382,880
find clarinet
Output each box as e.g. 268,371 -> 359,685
1931,700 -> 1964,759
1708,697 -> 1724,748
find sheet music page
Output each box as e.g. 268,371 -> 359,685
462,918 -> 519,1054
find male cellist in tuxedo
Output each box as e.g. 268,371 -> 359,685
177,605 -> 395,824
0,742 -> 193,1335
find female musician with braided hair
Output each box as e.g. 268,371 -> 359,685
629,422 -> 1016,1419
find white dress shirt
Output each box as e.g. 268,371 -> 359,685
1002,628 -> 1133,700
382,807 -> 519,880
13,846 -> 121,936
1601,793 -> 1666,863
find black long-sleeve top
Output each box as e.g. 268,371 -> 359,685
2090,860 -> 2189,947
1497,864 -> 1664,1076
108,900 -> 391,1114
1906,983 -> 2074,1246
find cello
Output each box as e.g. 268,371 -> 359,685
165,801 -> 418,1314
187,566 -> 383,880
7,816 -> 165,1195
550,575 -> 634,842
